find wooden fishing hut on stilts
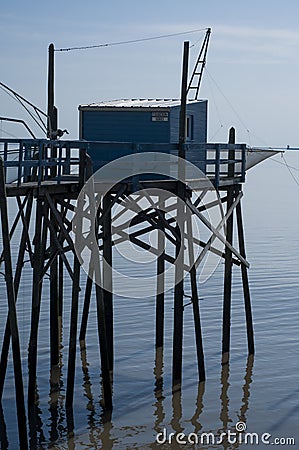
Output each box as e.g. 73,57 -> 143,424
0,37 -> 260,447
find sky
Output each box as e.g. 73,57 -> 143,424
1,0 -> 299,147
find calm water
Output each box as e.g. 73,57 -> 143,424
1,153 -> 299,449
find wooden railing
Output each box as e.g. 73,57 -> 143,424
0,139 -> 246,187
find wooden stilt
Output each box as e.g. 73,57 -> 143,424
0,159 -> 28,448
95,281 -> 113,410
186,214 -> 205,381
156,206 -> 165,349
58,254 -> 64,318
190,267 -> 205,381
236,194 -> 255,355
79,276 -> 93,342
222,127 -> 235,365
0,403 -> 8,449
65,255 -> 80,407
0,193 -> 33,400
172,40 -> 189,391
102,194 -> 113,373
50,202 -> 59,367
28,197 -> 47,406
172,220 -> 185,391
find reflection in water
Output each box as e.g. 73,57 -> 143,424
80,341 -> 114,449
48,318 -> 66,448
218,356 -> 254,449
190,382 -> 205,434
238,355 -> 254,424
171,389 -> 183,434
153,347 -> 165,435
219,363 -> 231,433
97,420 -> 114,450
49,364 -> 65,445
28,397 -> 46,449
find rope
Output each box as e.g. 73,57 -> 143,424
271,156 -> 299,172
281,153 -> 299,186
55,28 -> 209,52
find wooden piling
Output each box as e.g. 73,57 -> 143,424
50,203 -> 59,367
102,194 -> 113,373
95,283 -> 113,410
28,197 -> 47,406
155,206 -> 165,349
222,127 -> 235,365
65,254 -> 80,407
172,40 -> 189,391
172,220 -> 185,390
0,403 -> 8,448
0,192 -> 33,400
79,276 -> 93,342
186,214 -> 205,381
0,158 -> 28,448
236,194 -> 255,355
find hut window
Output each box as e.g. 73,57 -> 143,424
186,115 -> 194,140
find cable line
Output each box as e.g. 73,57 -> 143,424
55,28 -> 209,52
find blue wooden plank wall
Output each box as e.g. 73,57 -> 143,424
81,110 -> 170,143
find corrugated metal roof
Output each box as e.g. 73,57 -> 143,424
79,98 -> 205,109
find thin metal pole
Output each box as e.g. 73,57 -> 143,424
0,159 -> 28,448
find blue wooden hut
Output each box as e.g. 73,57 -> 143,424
77,98 -> 246,184
78,98 -> 208,144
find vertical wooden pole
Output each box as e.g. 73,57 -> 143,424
0,159 -> 28,448
222,127 -> 235,365
65,255 -> 80,407
186,214 -> 205,381
102,194 -> 113,373
95,283 -> 113,410
236,194 -> 255,355
28,197 -> 47,406
172,41 -> 189,390
155,205 -> 165,349
172,219 -> 185,391
0,193 -> 33,400
0,403 -> 8,448
79,276 -> 93,342
50,201 -> 59,367
47,43 -> 57,138
58,253 -> 63,318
